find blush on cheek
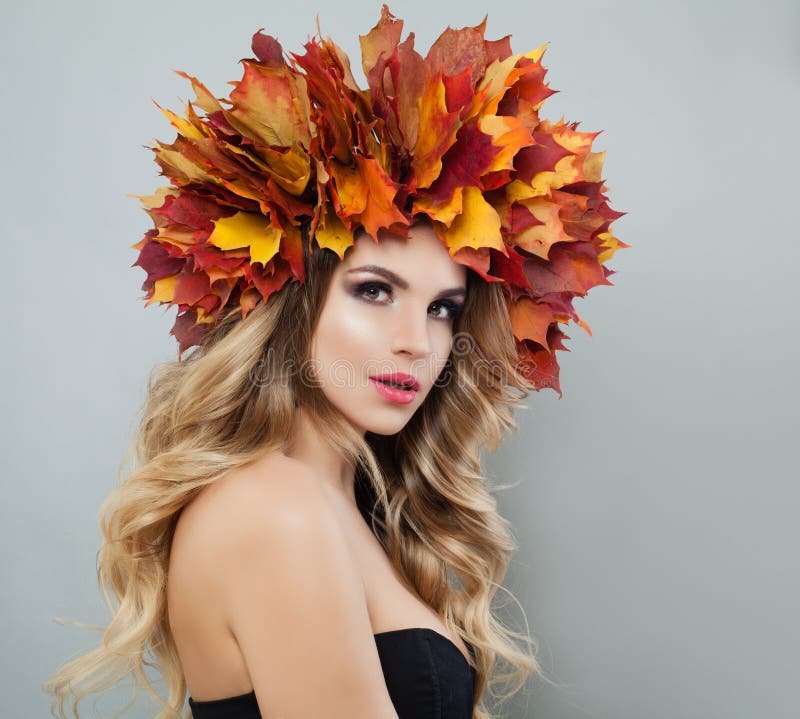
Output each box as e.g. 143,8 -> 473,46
340,313 -> 377,340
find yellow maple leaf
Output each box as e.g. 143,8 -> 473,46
146,275 -> 178,306
444,186 -> 505,255
479,115 -> 534,173
412,75 -> 461,189
208,212 -> 281,266
315,204 -> 355,260
412,186 -> 464,226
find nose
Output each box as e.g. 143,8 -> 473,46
389,306 -> 432,357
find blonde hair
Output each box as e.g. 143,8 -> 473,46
44,222 -> 556,718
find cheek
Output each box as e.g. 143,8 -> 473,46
313,302 -> 379,372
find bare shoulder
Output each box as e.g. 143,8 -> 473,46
170,452 -> 336,601
176,453 -> 323,543
173,453 -> 397,717
202,452 -> 322,513
207,453 -> 348,567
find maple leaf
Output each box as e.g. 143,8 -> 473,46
172,310 -> 213,357
226,56 -> 312,148
359,4 -> 404,78
423,123 -> 500,204
315,202 -> 355,260
173,269 -> 212,308
132,240 -> 185,287
521,241 -> 612,299
425,15 -> 488,86
450,245 -> 502,283
329,156 -> 409,239
515,326 -> 569,398
412,185 -> 463,226
411,73 -> 462,189
507,296 -> 555,348
151,192 -> 227,231
291,39 -> 358,163
207,211 -> 282,267
442,186 -> 505,255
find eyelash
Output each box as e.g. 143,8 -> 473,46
352,281 -> 464,321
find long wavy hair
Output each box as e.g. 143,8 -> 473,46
44,218 -> 556,718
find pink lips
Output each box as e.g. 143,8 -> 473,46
369,372 -> 420,405
369,372 -> 420,391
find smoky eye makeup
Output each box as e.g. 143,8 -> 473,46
347,279 -> 465,320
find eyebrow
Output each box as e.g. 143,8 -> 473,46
346,264 -> 466,298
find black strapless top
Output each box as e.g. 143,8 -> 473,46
188,626 -> 476,718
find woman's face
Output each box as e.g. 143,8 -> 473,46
309,221 -> 467,436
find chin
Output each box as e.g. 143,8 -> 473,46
338,401 -> 421,437
364,418 -> 412,437
350,411 -> 413,437
321,383 -> 428,436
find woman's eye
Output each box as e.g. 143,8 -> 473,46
353,281 -> 463,322
430,301 -> 464,321
355,281 -> 391,302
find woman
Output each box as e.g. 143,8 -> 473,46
45,5 -> 625,719
173,219 -> 522,719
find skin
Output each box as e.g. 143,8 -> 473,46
285,220 -> 467,505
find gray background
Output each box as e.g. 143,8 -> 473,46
2,0 -> 798,717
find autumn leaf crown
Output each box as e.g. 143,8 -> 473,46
132,4 -> 628,396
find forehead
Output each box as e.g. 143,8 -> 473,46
341,223 -> 467,288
